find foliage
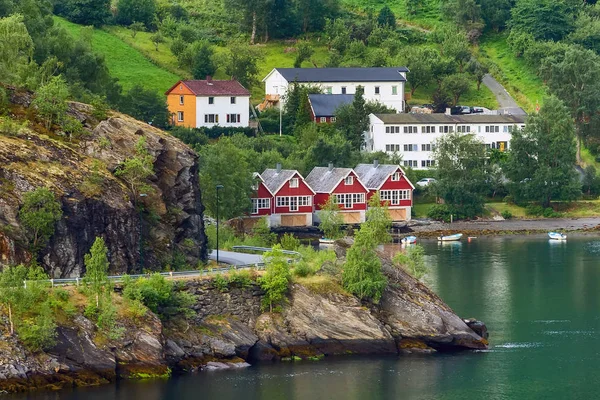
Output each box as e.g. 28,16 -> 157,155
319,196 -> 344,240
32,75 -> 70,130
403,47 -> 437,95
198,137 -> 254,219
377,6 -> 396,28
116,0 -> 157,28
509,0 -> 576,41
501,210 -> 513,219
365,192 -> 392,244
18,187 -> 63,252
83,237 -> 110,307
190,41 -> 216,79
0,14 -> 34,86
259,245 -> 291,312
427,204 -> 453,222
335,86 -> 369,149
252,216 -> 277,246
215,40 -> 263,89
279,233 -> 300,251
505,97 -> 581,207
118,84 -> 170,128
393,245 -> 427,280
150,31 -> 164,51
442,73 -> 471,106
433,132 -> 489,219
294,41 -> 314,68
54,0 -> 111,27
114,137 -> 154,201
582,166 -> 600,196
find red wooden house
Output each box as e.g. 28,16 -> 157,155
260,164 -> 315,227
308,94 -> 354,124
306,165 -> 369,224
250,173 -> 274,217
354,161 -> 414,221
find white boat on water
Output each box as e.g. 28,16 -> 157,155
319,238 -> 336,245
400,236 -> 417,244
548,232 -> 567,241
437,233 -> 463,242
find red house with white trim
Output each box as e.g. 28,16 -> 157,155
260,164 -> 315,227
354,161 -> 414,221
250,173 -> 274,217
305,165 -> 369,224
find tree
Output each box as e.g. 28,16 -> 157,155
150,31 -> 164,51
294,41 -> 314,68
442,30 -> 471,72
510,0 -> 577,41
342,223 -> 387,302
404,47 -> 437,95
479,0 -> 512,32
582,166 -> 600,196
433,132 -> 489,218
335,86 -> 369,149
116,0 -> 157,28
198,137 -> 254,219
84,237 -> 110,307
319,196 -> 344,240
56,0 -> 111,27
442,0 -> 483,37
119,84 -> 170,128
0,14 -> 34,85
32,75 -> 69,129
18,187 -> 63,252
217,41 -> 263,90
294,91 -> 313,130
304,132 -> 358,171
377,6 -> 396,28
393,244 -> 427,280
442,73 -> 471,106
0,265 -> 27,335
466,58 -> 489,90
365,192 -> 392,244
129,21 -> 145,38
505,97 -> 580,208
191,41 -> 216,79
259,245 -> 291,312
114,137 -> 154,202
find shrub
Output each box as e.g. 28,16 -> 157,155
393,244 -> 427,280
18,307 -> 57,351
427,204 -> 452,222
525,204 -> 544,217
503,195 -> 515,204
543,207 -> 560,218
279,233 -> 300,251
501,210 -> 513,220
213,274 -> 229,292
228,269 -> 255,288
293,262 -> 312,277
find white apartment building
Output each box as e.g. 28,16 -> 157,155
366,113 -> 527,170
262,67 -> 409,112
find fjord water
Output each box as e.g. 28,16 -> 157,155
12,235 -> 600,400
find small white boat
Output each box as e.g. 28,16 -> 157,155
548,232 -> 567,241
319,238 -> 336,245
400,236 -> 417,244
438,233 -> 463,242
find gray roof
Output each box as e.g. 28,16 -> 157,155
261,168 -> 312,194
374,113 -> 527,124
354,163 -> 403,190
308,94 -> 354,117
305,167 -> 354,193
275,67 -> 409,83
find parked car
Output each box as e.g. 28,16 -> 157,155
416,178 -> 436,187
471,106 -> 484,114
450,106 -> 471,115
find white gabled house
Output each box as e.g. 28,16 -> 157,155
262,67 -> 410,113
366,113 -> 527,170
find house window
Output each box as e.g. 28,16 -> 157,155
341,87 -> 347,94
421,144 -> 431,151
204,114 -> 219,123
375,86 -> 380,95
289,178 -> 299,188
391,172 -> 401,181
179,96 -> 184,105
345,176 -> 354,185
392,86 -> 398,95
326,86 -> 333,94
320,117 -> 327,123
331,117 -> 336,122
276,196 -> 310,209
252,199 -> 259,214
231,97 -> 236,104
208,97 -> 214,104
251,199 -> 269,214
227,114 -> 241,123
177,111 -> 184,122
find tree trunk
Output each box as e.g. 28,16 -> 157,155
411,86 -> 417,96
96,293 -> 99,308
250,11 -> 257,45
8,304 -> 13,335
477,81 -> 481,91
264,21 -> 269,43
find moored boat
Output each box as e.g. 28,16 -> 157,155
319,238 -> 336,245
437,233 -> 463,242
400,236 -> 417,244
548,232 -> 567,241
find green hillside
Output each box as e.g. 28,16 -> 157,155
54,17 -> 180,94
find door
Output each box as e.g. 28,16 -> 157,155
389,209 -> 407,221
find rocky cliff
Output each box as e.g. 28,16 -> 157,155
0,86 -> 206,277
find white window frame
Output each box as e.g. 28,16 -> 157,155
204,114 -> 218,123
345,176 -> 354,185
289,178 -> 299,188
341,86 -> 347,94
320,117 -> 327,123
290,197 -> 298,211
391,172 -> 400,181
375,86 -> 380,95
392,86 -> 398,95
252,199 -> 259,214
208,97 -> 214,105
231,96 -> 236,104
331,117 -> 336,122
177,111 -> 184,122
179,95 -> 184,105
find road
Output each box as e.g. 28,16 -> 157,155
482,74 -> 521,110
208,250 -> 263,266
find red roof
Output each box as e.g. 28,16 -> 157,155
165,80 -> 250,96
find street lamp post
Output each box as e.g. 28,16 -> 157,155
215,185 -> 224,265
279,97 -> 282,137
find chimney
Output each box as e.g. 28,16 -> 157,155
328,162 -> 334,172
373,159 -> 379,168
445,107 -> 451,115
276,163 -> 282,173
206,75 -> 213,85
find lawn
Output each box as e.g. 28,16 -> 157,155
478,33 -> 547,113
54,17 -> 180,95
340,0 -> 443,29
409,80 -> 499,110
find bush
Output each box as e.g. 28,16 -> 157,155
228,269 -> 255,288
427,204 -> 452,222
501,210 -> 513,220
525,204 -> 544,217
503,195 -> 515,204
543,207 -> 561,218
213,274 -> 229,292
279,233 -> 300,251
293,262 -> 313,277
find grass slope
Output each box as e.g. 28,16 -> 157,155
54,17 -> 180,94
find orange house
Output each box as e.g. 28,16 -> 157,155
165,78 -> 251,129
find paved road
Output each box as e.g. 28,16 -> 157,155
482,74 -> 520,109
208,250 -> 263,266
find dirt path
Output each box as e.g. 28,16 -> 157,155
482,74 -> 520,109
408,217 -> 600,234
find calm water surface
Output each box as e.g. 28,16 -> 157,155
12,235 -> 600,400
